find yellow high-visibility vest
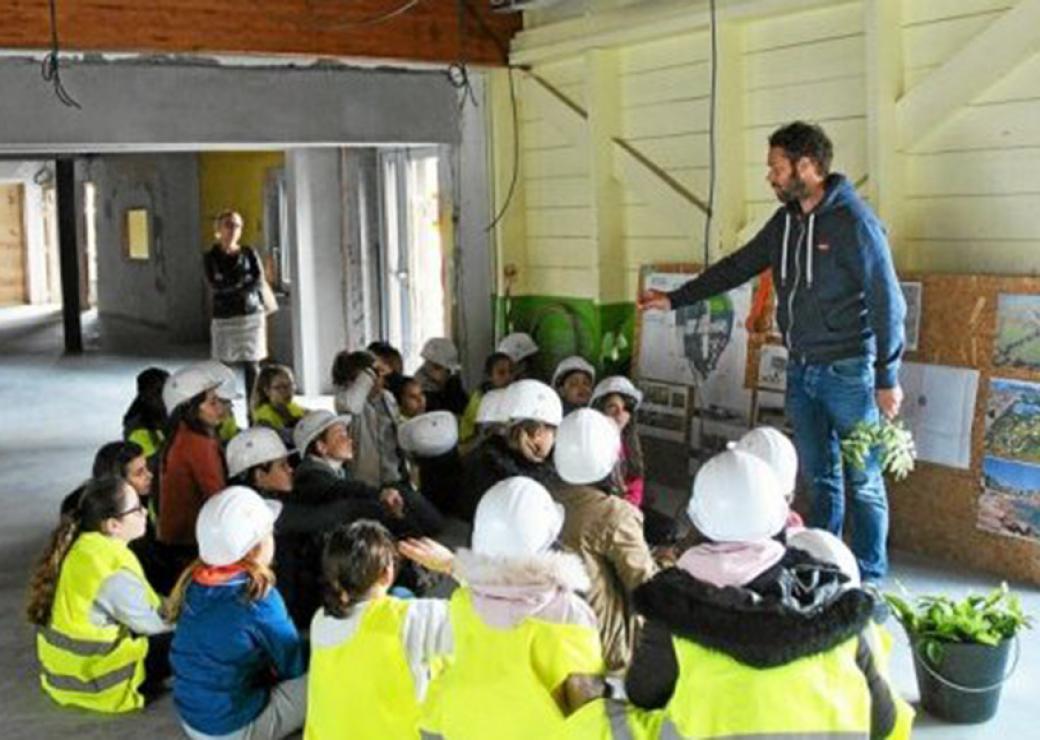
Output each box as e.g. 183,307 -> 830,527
421,588 -> 604,740
305,597 -> 420,740
557,629 -> 914,740
254,401 -> 306,431
127,427 -> 164,460
37,532 -> 161,713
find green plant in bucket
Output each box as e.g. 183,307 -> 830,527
885,582 -> 1032,664
841,419 -> 916,481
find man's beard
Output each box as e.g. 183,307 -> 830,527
774,173 -> 809,204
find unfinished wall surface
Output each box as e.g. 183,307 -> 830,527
0,57 -> 461,153
0,161 -> 52,305
86,153 -> 205,347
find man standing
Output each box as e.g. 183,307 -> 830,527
639,121 -> 906,582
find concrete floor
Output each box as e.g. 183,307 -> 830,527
1,307 -> 1037,738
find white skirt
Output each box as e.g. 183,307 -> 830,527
211,314 -> 267,363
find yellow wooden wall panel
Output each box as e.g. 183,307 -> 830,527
906,149 -> 1040,196
525,206 -> 593,238
620,32 -> 710,73
912,99 -> 1040,153
974,52 -> 1040,104
902,11 -> 1006,80
744,35 -> 865,90
742,2 -> 863,52
520,120 -> 575,150
907,194 -> 1040,241
523,177 -> 591,208
525,265 -> 599,299
902,0 -> 1014,26
624,205 -> 696,239
908,239 -> 1040,274
622,99 -> 709,139
621,63 -> 711,109
745,77 -> 866,128
522,146 -> 589,179
622,237 -> 699,266
526,236 -> 597,268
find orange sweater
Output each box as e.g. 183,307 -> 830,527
158,423 -> 226,546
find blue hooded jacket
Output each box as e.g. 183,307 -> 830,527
667,173 -> 906,389
171,575 -> 306,735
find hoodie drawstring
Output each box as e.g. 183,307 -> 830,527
806,213 -> 816,289
780,213 -> 791,284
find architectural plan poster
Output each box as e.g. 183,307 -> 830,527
637,271 -> 753,416
993,293 -> 1040,372
900,282 -> 922,352
978,456 -> 1040,543
898,362 -> 979,470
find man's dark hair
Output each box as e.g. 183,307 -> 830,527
769,121 -> 833,175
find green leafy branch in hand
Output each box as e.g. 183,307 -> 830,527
840,419 -> 916,480
885,581 -> 1032,664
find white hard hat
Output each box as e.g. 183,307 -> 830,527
196,360 -> 241,402
551,356 -> 596,388
398,411 -> 459,457
788,528 -> 860,587
294,409 -> 353,456
688,449 -> 788,543
735,426 -> 798,496
163,362 -> 235,413
476,388 -> 510,425
554,409 -> 621,485
227,427 -> 289,479
497,332 -> 539,363
336,369 -> 374,416
503,379 -> 563,427
472,476 -> 564,557
420,338 -> 460,372
196,486 -> 282,567
590,376 -> 644,409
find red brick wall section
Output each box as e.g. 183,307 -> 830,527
1,0 -> 519,66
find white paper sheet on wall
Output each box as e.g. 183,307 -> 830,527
638,271 -> 753,416
898,362 -> 979,470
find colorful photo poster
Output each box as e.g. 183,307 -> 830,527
985,378 -> 1040,466
757,344 -> 788,393
900,282 -> 922,352
993,293 -> 1040,371
978,456 -> 1040,542
899,362 -> 979,469
638,271 -> 752,416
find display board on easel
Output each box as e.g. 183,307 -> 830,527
633,263 -> 756,451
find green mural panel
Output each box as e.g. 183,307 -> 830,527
496,295 -> 636,381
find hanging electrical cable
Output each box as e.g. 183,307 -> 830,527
702,0 -> 718,267
41,0 -> 81,109
326,0 -> 423,29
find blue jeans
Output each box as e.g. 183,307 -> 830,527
786,356 -> 888,581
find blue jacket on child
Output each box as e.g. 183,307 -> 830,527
171,574 -> 306,736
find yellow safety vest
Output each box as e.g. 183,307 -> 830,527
254,402 -> 306,431
458,391 -> 483,442
558,629 -> 915,740
37,532 -> 161,713
305,597 -> 420,740
219,415 -> 239,443
421,588 -> 604,740
127,427 -> 164,460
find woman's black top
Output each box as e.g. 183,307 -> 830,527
203,245 -> 263,318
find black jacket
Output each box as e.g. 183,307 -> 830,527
626,548 -> 897,739
204,245 -> 263,319
458,434 -> 561,521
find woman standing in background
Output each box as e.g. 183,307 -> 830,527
203,210 -> 269,400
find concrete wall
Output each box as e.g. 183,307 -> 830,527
287,149 -> 350,395
0,57 -> 460,153
84,153 -> 206,348
0,161 -> 52,304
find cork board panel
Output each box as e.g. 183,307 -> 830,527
890,273 -> 1040,585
